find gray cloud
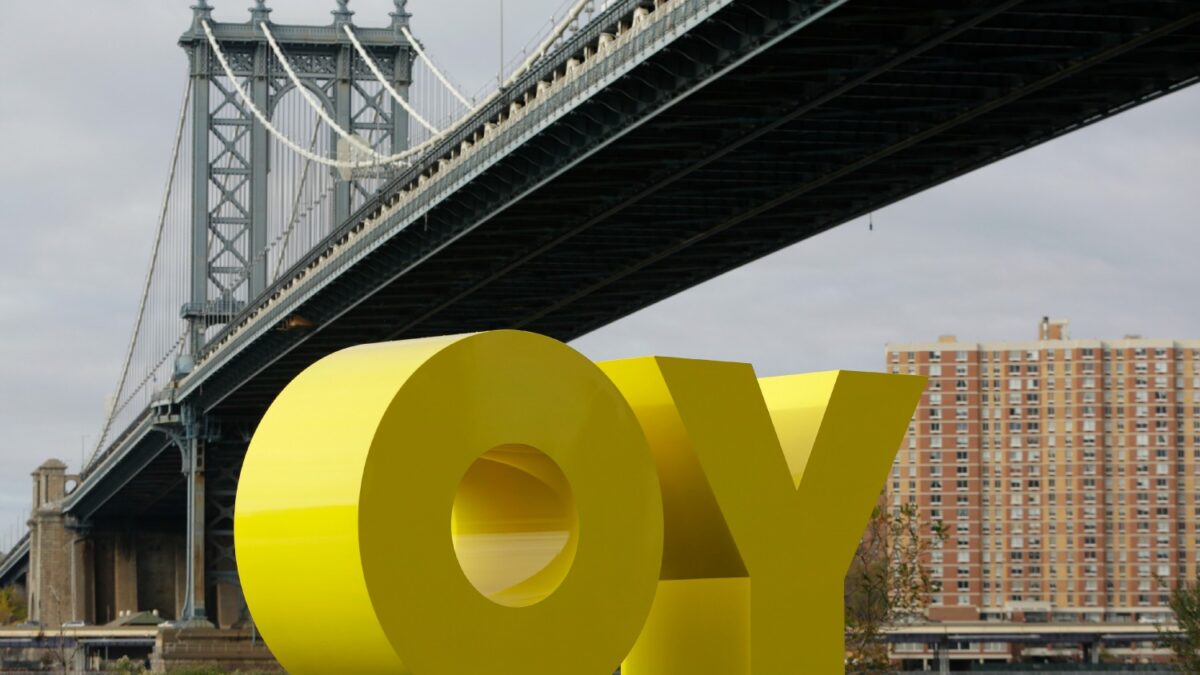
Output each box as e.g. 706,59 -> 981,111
0,1 -> 1197,550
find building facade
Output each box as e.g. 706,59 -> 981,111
886,319 -> 1200,624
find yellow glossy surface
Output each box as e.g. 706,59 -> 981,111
451,444 -> 577,607
235,331 -> 663,674
603,358 -> 924,674
236,332 -> 923,674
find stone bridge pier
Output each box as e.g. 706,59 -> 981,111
25,460 -> 189,628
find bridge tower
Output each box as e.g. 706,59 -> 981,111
178,0 -> 414,351
170,0 -> 416,627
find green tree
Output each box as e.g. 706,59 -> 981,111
844,503 -> 946,674
0,585 -> 26,625
1161,573 -> 1200,672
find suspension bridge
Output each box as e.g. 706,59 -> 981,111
2,0 -> 1198,636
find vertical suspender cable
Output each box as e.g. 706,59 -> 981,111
92,79 -> 193,465
343,25 -> 439,135
274,120 -> 325,280
400,25 -> 474,109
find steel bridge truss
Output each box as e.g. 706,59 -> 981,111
179,5 -> 413,346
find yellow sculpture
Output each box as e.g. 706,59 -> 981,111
235,330 -> 923,674
606,359 -> 924,673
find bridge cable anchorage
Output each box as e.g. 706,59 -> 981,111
260,22 -> 384,162
398,25 -> 473,109
91,78 -> 193,464
342,25 -> 439,135
200,20 -> 395,170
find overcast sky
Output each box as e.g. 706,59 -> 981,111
0,1 -> 1197,548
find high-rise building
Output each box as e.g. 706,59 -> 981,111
885,319 -> 1200,624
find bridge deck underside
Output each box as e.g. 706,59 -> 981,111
201,0 -> 1199,419
76,0 -> 1200,519
85,431 -> 186,524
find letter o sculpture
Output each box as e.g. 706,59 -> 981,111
235,331 -> 664,675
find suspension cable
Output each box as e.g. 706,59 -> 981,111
201,20 -> 388,170
394,0 -> 590,130
93,6 -> 628,466
260,22 -> 380,159
101,331 -> 188,442
211,3 -> 594,173
91,78 -> 192,463
342,25 -> 439,135
503,0 -> 591,89
399,25 -> 473,109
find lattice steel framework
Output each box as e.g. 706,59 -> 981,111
178,1 -> 414,354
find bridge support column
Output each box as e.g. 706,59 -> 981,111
186,24 -> 211,357
180,434 -> 212,627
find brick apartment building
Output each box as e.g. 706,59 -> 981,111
886,319 -> 1200,625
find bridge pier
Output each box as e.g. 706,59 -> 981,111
113,530 -> 139,618
26,460 -> 75,627
70,532 -> 94,624
83,527 -> 188,624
